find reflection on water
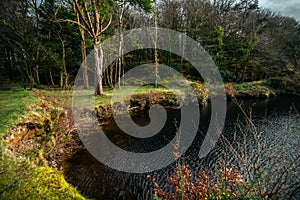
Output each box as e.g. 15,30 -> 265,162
64,96 -> 300,200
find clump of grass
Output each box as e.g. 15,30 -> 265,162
232,82 -> 276,98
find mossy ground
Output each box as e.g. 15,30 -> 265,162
0,89 -> 85,200
231,81 -> 276,99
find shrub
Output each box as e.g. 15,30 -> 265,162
152,162 -> 260,200
219,99 -> 300,199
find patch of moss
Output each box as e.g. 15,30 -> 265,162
232,82 -> 276,99
0,157 -> 85,200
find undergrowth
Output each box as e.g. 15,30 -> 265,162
152,162 -> 261,200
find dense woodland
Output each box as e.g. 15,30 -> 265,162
0,0 -> 299,94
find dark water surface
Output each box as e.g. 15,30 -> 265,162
64,96 -> 300,199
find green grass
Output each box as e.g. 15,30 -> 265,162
0,90 -> 39,136
95,86 -> 178,106
0,89 -> 86,200
72,85 -> 183,107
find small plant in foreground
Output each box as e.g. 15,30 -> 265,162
152,162 -> 260,200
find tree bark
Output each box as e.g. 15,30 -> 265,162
117,3 -> 125,89
34,65 -> 40,85
94,43 -> 104,95
49,66 -> 55,86
153,1 -> 159,88
78,14 -> 89,89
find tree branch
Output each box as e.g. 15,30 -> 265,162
98,14 -> 112,37
54,18 -> 89,33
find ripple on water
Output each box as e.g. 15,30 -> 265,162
64,96 -> 300,199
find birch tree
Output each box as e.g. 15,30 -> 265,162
60,0 -> 115,95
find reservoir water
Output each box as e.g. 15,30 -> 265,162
64,95 -> 300,199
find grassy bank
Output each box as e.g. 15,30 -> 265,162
0,89 -> 85,199
229,81 -> 276,99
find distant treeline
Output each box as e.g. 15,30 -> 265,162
0,0 -> 299,92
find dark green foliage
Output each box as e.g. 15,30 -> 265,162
129,0 -> 153,13
211,26 -> 225,68
221,70 -> 236,82
0,0 -> 299,90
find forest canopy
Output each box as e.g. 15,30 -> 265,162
0,0 -> 299,93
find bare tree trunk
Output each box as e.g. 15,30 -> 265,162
109,56 -> 114,87
117,4 -> 125,89
28,67 -> 34,90
154,1 -> 159,88
34,65 -> 40,85
117,30 -> 123,89
81,36 -> 89,89
71,0 -> 89,89
180,34 -> 185,73
49,67 -> 55,86
26,62 -> 34,89
122,52 -> 125,86
115,60 -> 118,87
94,43 -> 104,95
106,50 -> 113,88
60,71 -> 63,88
79,20 -> 89,89
104,63 -> 108,86
58,34 -> 68,89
